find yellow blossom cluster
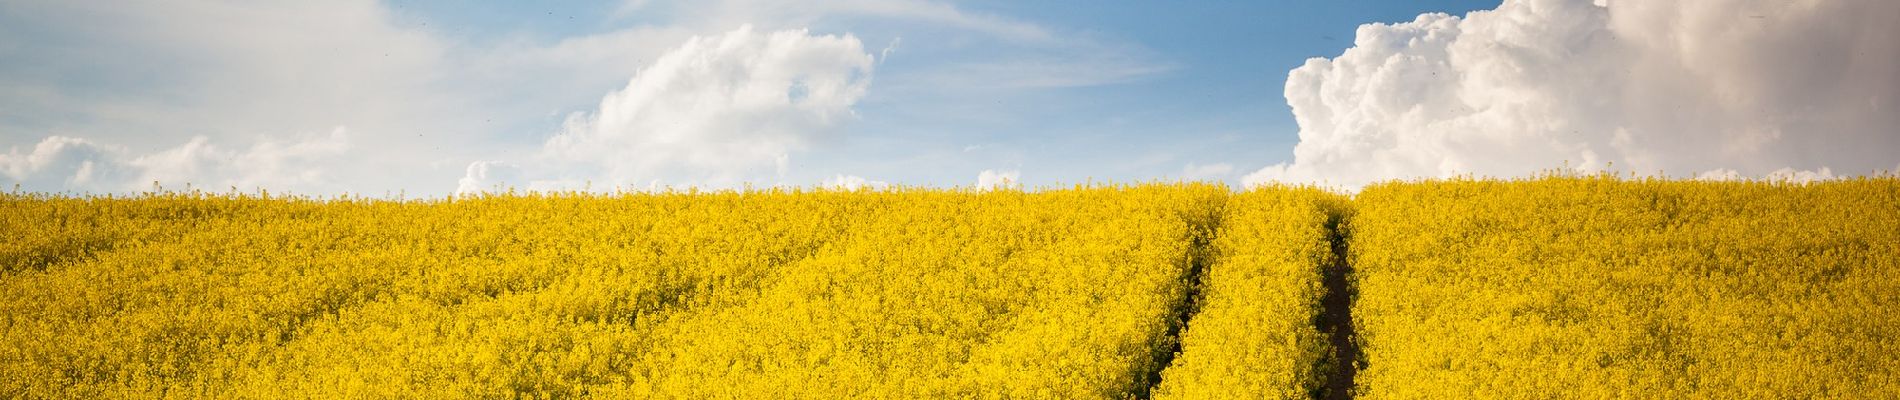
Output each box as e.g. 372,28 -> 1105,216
1350,175 -> 1900,398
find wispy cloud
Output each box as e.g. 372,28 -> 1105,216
618,0 -> 1056,43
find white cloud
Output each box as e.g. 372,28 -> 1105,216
0,136 -> 134,191
652,0 -> 1173,92
1696,167 -> 1837,184
1245,0 -> 1900,189
133,127 -> 351,192
1693,169 -> 1744,182
1,128 -> 350,193
534,25 -> 876,189
821,174 -> 888,191
455,161 -> 526,195
1762,167 -> 1834,184
975,169 -> 1020,191
879,37 -> 902,65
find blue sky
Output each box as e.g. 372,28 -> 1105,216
2,0 -> 1895,195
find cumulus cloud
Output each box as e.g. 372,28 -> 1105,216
133,128 -> 351,192
2,128 -> 350,193
531,25 -> 876,189
455,161 -> 526,195
975,169 -> 1020,191
1245,0 -> 1900,189
821,174 -> 888,191
0,137 -> 135,192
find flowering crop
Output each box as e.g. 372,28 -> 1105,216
1152,187 -> 1345,399
1,184 -> 1229,398
2,190 -> 872,398
8,176 -> 1894,398
1350,175 -> 1900,398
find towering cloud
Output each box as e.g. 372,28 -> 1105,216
1246,0 -> 1900,189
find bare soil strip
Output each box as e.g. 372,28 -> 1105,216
1316,214 -> 1359,399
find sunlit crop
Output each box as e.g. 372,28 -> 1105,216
1,184 -> 1227,398
1152,187 -> 1345,399
6,176 -> 1896,398
1350,175 -> 1900,398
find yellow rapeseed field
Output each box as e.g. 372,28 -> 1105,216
1,184 -> 1227,398
1351,175 -> 1900,398
1151,187 -> 1345,399
6,176 -> 1898,398
3,190 -> 871,398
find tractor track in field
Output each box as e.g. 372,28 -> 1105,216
1316,212 -> 1359,399
1134,207 -> 1222,399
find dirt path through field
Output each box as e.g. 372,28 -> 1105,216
1317,213 -> 1359,399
